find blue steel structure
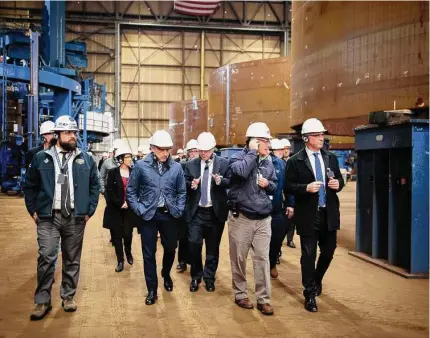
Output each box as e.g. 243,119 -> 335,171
354,118 -> 429,276
0,0 -> 108,193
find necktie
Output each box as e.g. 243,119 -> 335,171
157,161 -> 165,207
200,160 -> 210,207
61,152 -> 72,217
313,153 -> 326,207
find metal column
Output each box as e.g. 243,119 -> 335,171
29,30 -> 40,149
114,21 -> 121,139
200,30 -> 205,100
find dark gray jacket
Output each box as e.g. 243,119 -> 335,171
228,147 -> 277,219
126,154 -> 186,221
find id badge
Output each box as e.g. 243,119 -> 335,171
57,173 -> 68,184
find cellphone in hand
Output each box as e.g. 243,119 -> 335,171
327,168 -> 335,179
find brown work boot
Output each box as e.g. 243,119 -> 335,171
234,298 -> 254,309
30,303 -> 52,321
270,267 -> 278,279
257,303 -> 274,316
62,297 -> 77,312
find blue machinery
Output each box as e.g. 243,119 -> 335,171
0,0 -> 108,193
351,117 -> 429,277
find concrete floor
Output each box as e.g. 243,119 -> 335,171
0,182 -> 428,338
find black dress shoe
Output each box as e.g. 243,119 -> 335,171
164,278 -> 173,292
304,297 -> 318,312
276,257 -> 281,265
115,262 -> 124,272
287,240 -> 296,248
126,254 -> 134,265
190,279 -> 200,292
205,282 -> 215,292
315,283 -> 322,296
145,291 -> 158,305
176,262 -> 187,272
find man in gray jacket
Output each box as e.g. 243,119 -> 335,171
127,130 -> 186,306
228,122 -> 277,316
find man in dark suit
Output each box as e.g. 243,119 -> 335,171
285,118 -> 344,313
184,132 -> 230,292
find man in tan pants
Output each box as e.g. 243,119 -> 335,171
227,122 -> 277,316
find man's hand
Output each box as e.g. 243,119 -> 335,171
328,178 -> 340,191
191,177 -> 201,190
249,139 -> 259,150
257,177 -> 269,188
306,181 -> 324,193
212,174 -> 222,186
121,201 -> 128,209
33,212 -> 38,224
286,207 -> 294,219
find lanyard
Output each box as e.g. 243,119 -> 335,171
54,148 -> 72,172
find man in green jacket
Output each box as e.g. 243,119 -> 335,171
24,115 -> 100,321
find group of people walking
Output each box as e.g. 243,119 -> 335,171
24,114 -> 344,321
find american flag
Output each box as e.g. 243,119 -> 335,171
174,0 -> 221,17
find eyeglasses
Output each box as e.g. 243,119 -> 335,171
123,155 -> 132,159
307,133 -> 324,137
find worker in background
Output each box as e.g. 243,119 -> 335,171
174,148 -> 185,162
184,132 -> 230,292
100,139 -> 125,245
228,122 -> 277,316
176,138 -> 199,272
108,147 -> 114,158
98,152 -> 108,171
126,130 -> 186,305
24,115 -> 99,320
281,138 -> 296,249
104,145 -> 139,273
26,121 -> 55,168
134,146 -> 145,163
285,118 -> 344,313
268,139 -> 294,279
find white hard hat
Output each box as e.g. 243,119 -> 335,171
281,138 -> 291,148
197,132 -> 216,151
185,139 -> 198,151
112,139 -> 125,149
270,139 -> 284,150
137,146 -> 144,152
40,121 -> 55,135
102,152 -> 108,157
52,115 -> 79,132
108,147 -> 114,153
177,148 -> 184,155
115,145 -> 132,158
150,130 -> 173,148
245,122 -> 272,139
301,118 -> 327,135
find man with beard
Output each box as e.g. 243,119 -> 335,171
24,115 -> 100,320
26,121 -> 56,168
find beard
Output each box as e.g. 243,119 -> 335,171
59,139 -> 77,151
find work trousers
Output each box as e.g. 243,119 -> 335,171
228,212 -> 272,305
188,207 -> 224,283
112,213 -> 133,263
286,223 -> 296,242
177,221 -> 189,264
269,212 -> 288,269
35,211 -> 86,304
139,210 -> 178,293
300,209 -> 337,297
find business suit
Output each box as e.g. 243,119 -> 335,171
285,147 -> 344,298
184,155 -> 230,285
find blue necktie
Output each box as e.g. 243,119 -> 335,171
200,160 -> 210,206
157,162 -> 165,207
313,153 -> 326,207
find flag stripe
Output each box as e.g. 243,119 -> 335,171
174,0 -> 220,16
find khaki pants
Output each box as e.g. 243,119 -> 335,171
228,212 -> 272,304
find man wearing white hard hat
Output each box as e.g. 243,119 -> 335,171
280,138 -> 296,249
133,146 -> 145,163
285,118 -> 344,313
24,115 -> 100,320
175,139 -> 200,273
127,130 -> 186,305
227,122 -> 277,316
98,152 -> 108,171
26,120 -> 55,168
184,132 -> 230,293
267,139 -> 293,279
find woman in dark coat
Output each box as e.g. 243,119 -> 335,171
104,146 -> 140,272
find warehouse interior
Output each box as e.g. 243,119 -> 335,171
0,1 -> 429,337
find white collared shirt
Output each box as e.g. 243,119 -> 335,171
199,157 -> 214,207
53,145 -> 76,210
305,146 -> 326,185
